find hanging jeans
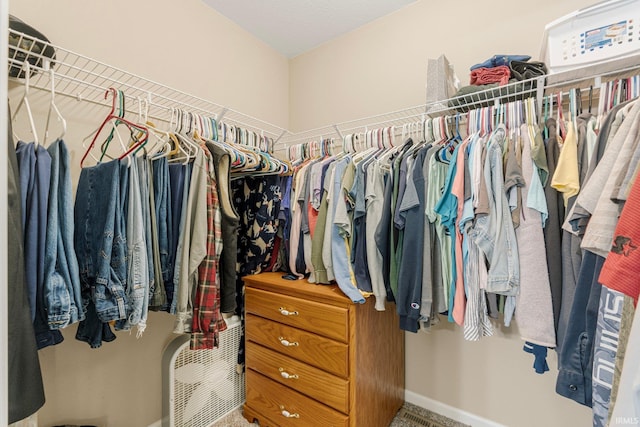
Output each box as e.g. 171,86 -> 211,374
75,159 -> 127,348
16,141 -> 63,349
43,139 -> 83,329
167,163 -> 188,311
115,159 -> 149,333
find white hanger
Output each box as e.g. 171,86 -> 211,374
44,66 -> 67,146
12,62 -> 39,145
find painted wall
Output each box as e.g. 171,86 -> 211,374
8,1 -> 288,426
289,0 -> 596,132
288,1 -> 596,426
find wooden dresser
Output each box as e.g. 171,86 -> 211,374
242,272 -> 404,427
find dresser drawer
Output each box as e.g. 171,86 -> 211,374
246,340 -> 349,413
246,370 -> 349,427
246,314 -> 348,378
246,287 -> 349,342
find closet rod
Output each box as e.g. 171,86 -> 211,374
8,29 -> 288,140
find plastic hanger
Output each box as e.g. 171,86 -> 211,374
11,61 -> 39,145
81,88 -> 149,167
43,67 -> 66,145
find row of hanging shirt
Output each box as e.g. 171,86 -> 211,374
280,75 -> 638,341
280,74 -> 640,427
11,83 -> 289,350
283,99 -> 552,337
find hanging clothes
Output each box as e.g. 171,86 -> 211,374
207,142 -> 240,315
7,110 -> 45,424
16,140 -> 65,349
74,159 -> 125,348
514,124 -> 555,347
43,139 -> 83,329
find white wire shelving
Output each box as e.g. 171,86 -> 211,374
8,28 -> 640,154
8,28 -> 288,142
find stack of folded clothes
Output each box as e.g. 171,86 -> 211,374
449,55 -> 548,112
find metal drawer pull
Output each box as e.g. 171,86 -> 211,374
279,367 -> 299,379
279,405 -> 300,418
278,337 -> 299,347
279,307 -> 299,316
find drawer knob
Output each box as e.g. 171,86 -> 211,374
279,368 -> 299,379
279,405 -> 300,418
279,307 -> 299,316
278,337 -> 299,347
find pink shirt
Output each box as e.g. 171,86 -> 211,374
451,139 -> 470,325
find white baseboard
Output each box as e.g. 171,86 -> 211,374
404,390 -> 507,427
147,420 -> 162,427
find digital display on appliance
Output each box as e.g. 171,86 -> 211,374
584,20 -> 628,50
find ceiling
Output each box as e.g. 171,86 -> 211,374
202,0 -> 416,58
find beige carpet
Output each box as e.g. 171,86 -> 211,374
212,402 -> 469,427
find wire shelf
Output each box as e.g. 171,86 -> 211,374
278,60 -> 640,149
8,28 -> 288,140
9,28 -> 640,153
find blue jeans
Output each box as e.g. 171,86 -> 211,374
167,163 -> 187,310
171,162 -> 192,314
153,157 -> 171,283
43,139 -> 83,328
16,141 -> 64,349
115,159 -> 149,332
74,159 -> 128,323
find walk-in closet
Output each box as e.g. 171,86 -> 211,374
4,1 -> 640,426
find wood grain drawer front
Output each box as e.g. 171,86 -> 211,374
246,314 -> 348,378
245,287 -> 349,342
246,341 -> 349,413
246,370 -> 349,427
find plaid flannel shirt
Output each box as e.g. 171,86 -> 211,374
190,149 -> 227,349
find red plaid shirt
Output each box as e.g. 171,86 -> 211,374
190,150 -> 227,349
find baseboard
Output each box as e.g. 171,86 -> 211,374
147,420 -> 162,427
404,390 -> 506,427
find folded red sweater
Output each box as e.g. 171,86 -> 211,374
470,65 -> 511,86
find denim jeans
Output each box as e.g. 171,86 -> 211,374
153,157 -> 171,283
115,159 -> 149,332
16,141 -> 64,349
167,163 -> 187,311
74,159 -> 128,323
43,139 -> 83,329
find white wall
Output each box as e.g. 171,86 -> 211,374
288,1 -> 595,426
8,0 -> 601,426
8,1 -> 289,426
